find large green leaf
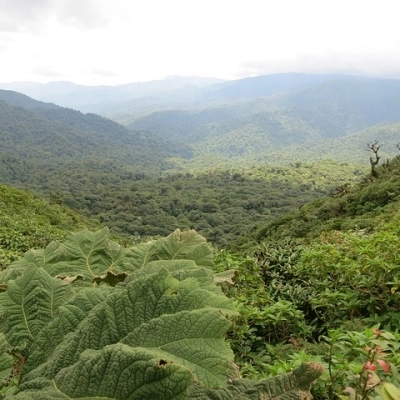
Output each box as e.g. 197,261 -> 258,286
24,288 -> 110,374
55,344 -> 193,399
12,378 -> 115,399
16,345 -> 192,400
129,230 -> 213,269
14,362 -> 323,400
1,228 -> 136,285
187,362 -> 324,400
0,266 -> 73,349
122,309 -> 236,387
0,229 -> 322,399
21,267 -> 237,397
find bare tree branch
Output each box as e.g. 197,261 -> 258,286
366,141 -> 382,178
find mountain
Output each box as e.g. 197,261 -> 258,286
0,76 -> 224,111
196,72 -> 343,100
4,74 -> 400,168
116,75 -> 400,167
0,89 -> 192,186
4,73 -> 400,172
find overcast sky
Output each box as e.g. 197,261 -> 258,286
0,0 -> 399,85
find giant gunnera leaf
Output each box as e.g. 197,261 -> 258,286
0,229 -> 322,399
0,228 -> 137,286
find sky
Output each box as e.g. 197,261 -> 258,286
0,0 -> 399,86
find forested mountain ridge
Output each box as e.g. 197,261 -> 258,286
0,89 -> 60,111
0,89 -> 193,186
3,74 -> 400,169
123,76 -> 400,167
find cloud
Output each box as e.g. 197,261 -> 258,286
1,0 -> 400,84
53,0 -> 110,29
0,0 -> 109,32
0,0 -> 51,32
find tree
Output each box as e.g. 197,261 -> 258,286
366,141 -> 381,178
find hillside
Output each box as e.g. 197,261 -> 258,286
3,74 -> 400,169
248,153 -> 400,246
0,183 -> 100,269
1,149 -> 400,399
0,89 -> 192,186
212,155 -> 400,398
115,75 -> 400,167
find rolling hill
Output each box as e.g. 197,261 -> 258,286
3,74 -> 400,169
0,89 -> 192,187
120,75 -> 400,167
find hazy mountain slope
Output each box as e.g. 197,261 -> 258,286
0,90 -> 193,186
122,76 -> 400,165
277,77 -> 400,133
0,76 -> 224,111
94,73 -> 354,117
0,89 -> 59,110
273,122 -> 400,165
198,72 -> 343,100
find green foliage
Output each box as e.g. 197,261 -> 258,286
0,228 -> 322,399
188,362 -> 324,400
50,162 -> 363,247
0,184 -> 99,270
214,242 -> 312,374
250,211 -> 400,338
214,203 -> 400,398
319,327 -> 400,400
256,328 -> 400,400
254,155 -> 400,244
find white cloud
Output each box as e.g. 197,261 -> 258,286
0,0 -> 400,84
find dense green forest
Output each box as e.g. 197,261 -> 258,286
77,161 -> 366,246
2,156 -> 366,247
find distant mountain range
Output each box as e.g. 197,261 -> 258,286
0,76 -> 225,112
1,73 -> 400,172
108,74 -> 400,165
